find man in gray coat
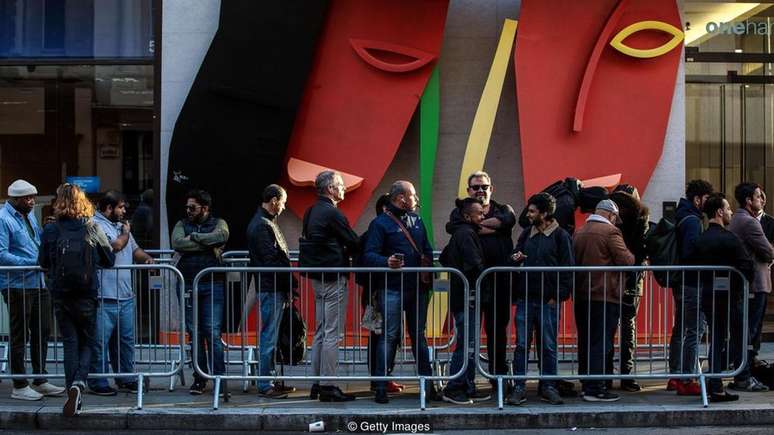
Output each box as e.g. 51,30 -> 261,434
728,182 -> 774,392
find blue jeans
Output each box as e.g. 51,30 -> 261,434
256,291 -> 287,392
89,298 -> 135,389
185,283 -> 225,380
669,286 -> 705,374
53,295 -> 97,388
445,305 -> 476,393
512,300 -> 559,389
373,289 -> 432,391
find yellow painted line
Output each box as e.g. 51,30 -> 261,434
457,19 -> 518,198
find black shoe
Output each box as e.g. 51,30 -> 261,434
582,391 -> 620,402
189,380 -> 207,396
469,389 -> 491,402
540,386 -> 564,405
319,386 -> 355,402
63,384 -> 82,417
557,380 -> 578,397
605,380 -> 613,390
374,389 -> 389,404
274,382 -> 296,394
426,385 -> 442,402
258,387 -> 289,399
441,388 -> 472,405
621,380 -> 641,392
309,383 -> 320,400
710,392 -> 739,402
506,385 -> 526,406
118,382 -> 139,394
90,385 -> 117,397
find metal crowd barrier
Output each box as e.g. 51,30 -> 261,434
0,264 -> 185,410
192,266 -> 468,410
475,265 -> 749,409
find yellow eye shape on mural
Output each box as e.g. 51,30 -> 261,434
609,20 -> 684,58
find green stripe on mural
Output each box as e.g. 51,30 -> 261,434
420,66 -> 440,247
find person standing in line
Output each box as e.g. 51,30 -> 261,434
0,180 -> 65,400
171,189 -> 230,396
727,182 -> 773,392
300,171 -> 360,402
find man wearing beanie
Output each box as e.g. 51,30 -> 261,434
0,180 -> 64,400
573,199 -> 634,402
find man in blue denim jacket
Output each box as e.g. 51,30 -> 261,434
0,179 -> 64,400
363,180 -> 437,404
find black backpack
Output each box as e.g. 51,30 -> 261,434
645,215 -> 697,287
275,303 -> 307,366
53,223 -> 95,291
519,178 -> 581,235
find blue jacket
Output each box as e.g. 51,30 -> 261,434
0,202 -> 44,290
363,204 -> 433,293
675,198 -> 703,261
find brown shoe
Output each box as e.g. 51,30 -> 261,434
257,387 -> 288,399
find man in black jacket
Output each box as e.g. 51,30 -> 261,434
446,171 -> 515,386
300,171 -> 360,402
440,197 -> 485,405
247,184 -> 296,399
688,193 -> 754,402
507,193 -> 574,406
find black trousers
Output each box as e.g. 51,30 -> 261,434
3,289 -> 51,389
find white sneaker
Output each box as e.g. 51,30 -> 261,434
33,382 -> 65,397
11,386 -> 43,401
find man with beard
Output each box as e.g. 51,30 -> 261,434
728,182 -> 774,392
88,191 -> 154,396
688,193 -> 753,402
172,189 -> 230,395
507,193 -> 574,406
445,171 -> 516,391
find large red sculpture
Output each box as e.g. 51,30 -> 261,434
283,0 -> 449,223
516,0 -> 683,199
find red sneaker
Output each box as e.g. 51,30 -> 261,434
386,381 -> 404,393
675,381 -> 701,396
666,379 -> 680,391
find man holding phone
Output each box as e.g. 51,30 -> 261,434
363,180 -> 436,404
89,191 -> 154,396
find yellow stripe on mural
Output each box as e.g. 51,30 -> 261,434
457,18 -> 518,198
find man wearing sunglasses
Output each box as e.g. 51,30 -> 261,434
171,189 -> 230,396
445,171 -> 516,396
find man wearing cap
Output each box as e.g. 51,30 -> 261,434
573,199 -> 634,402
0,180 -> 65,400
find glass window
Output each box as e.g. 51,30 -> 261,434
0,0 -> 154,59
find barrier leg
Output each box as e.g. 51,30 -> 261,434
213,377 -> 221,410
137,374 -> 144,410
169,372 -> 176,392
420,377 -> 427,411
497,377 -> 504,410
699,374 -> 709,408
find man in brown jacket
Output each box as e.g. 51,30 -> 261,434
728,182 -> 774,392
573,200 -> 635,402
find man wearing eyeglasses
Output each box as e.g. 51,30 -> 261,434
171,189 -> 230,396
445,171 -> 516,394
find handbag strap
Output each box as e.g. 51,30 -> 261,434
384,210 -> 422,256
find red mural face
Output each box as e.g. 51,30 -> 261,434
283,0 -> 449,223
516,0 -> 682,199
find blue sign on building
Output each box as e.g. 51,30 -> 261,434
66,177 -> 100,194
